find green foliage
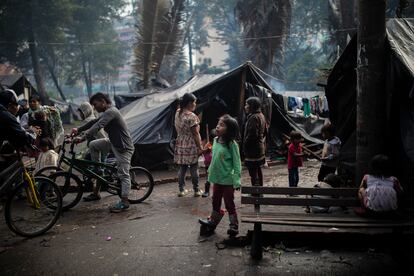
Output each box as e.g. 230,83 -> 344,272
0,0 -> 127,98
133,0 -> 185,88
284,0 -> 334,90
207,0 -> 248,69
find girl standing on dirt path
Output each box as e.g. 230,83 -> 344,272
174,93 -> 203,197
199,115 -> 242,237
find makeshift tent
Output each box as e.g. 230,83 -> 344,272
123,62 -> 323,167
326,18 -> 414,190
114,92 -> 153,109
0,72 -> 37,98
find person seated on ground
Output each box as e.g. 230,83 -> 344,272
34,138 -> 58,175
318,123 -> 341,182
356,154 -> 403,218
305,173 -> 344,213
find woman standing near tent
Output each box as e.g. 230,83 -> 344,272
174,93 -> 203,197
243,97 -> 267,186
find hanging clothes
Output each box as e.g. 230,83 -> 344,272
288,97 -> 297,110
302,98 -> 311,117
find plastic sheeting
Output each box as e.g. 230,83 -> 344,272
326,18 -> 414,187
123,62 -> 323,167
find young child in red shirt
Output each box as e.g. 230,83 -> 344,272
287,131 -> 304,187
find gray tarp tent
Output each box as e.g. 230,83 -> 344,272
123,62 -> 322,168
326,18 -> 414,190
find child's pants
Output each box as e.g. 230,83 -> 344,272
211,184 -> 238,229
288,167 -> 299,187
178,163 -> 199,192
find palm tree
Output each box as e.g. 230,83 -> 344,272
133,0 -> 185,89
235,0 -> 292,79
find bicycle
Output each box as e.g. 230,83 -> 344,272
38,138 -> 154,211
0,149 -> 62,237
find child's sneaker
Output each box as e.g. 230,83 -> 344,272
177,189 -> 189,197
109,201 -> 129,213
201,191 -> 209,197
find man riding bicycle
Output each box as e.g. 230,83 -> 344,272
72,92 -> 134,213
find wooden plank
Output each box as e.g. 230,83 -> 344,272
240,217 -> 414,228
241,186 -> 358,197
241,212 -> 414,224
241,196 -> 361,207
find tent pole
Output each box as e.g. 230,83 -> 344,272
238,67 -> 246,126
356,0 -> 386,184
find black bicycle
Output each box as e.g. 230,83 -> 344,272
37,138 -> 154,211
0,149 -> 62,237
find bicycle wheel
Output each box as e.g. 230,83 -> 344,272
48,171 -> 83,211
35,166 -> 62,177
5,176 -> 62,237
123,167 -> 154,204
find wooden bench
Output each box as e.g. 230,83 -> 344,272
241,186 -> 414,260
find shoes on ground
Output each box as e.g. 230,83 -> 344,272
177,189 -> 189,197
83,193 -> 101,202
109,201 -> 130,213
194,190 -> 203,197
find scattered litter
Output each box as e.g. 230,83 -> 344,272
106,236 -> 112,241
202,264 -> 212,268
329,227 -> 339,231
56,224 -> 62,227
98,256 -> 104,259
123,252 -> 129,256
295,252 -> 299,255
91,226 -> 96,229
91,252 -> 95,255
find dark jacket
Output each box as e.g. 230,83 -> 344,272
243,111 -> 267,161
0,104 -> 34,148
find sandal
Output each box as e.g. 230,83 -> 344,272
83,193 -> 101,202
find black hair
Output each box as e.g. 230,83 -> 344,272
34,110 -> 46,121
321,123 -> 336,136
29,94 -> 41,102
368,154 -> 392,178
90,92 -> 112,105
39,137 -> 54,149
179,93 -> 197,114
0,89 -> 18,107
290,130 -> 302,141
209,129 -> 217,142
246,97 -> 261,112
218,114 -> 239,147
323,173 -> 344,188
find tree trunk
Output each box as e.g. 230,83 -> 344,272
27,9 -> 49,104
356,0 -> 386,183
41,47 -> 67,102
47,63 -> 67,102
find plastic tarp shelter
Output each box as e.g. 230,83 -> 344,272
123,62 -> 323,167
326,18 -> 414,189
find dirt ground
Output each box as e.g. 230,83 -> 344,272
1,161 -> 413,275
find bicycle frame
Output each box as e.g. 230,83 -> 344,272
58,140 -> 118,186
0,152 -> 41,208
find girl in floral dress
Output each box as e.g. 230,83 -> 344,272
174,93 -> 203,197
